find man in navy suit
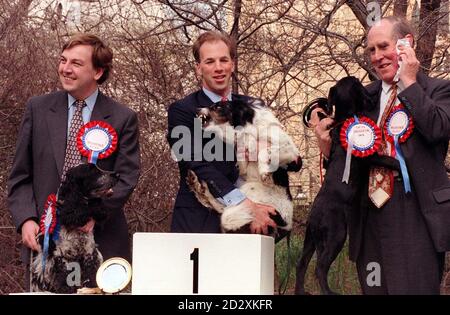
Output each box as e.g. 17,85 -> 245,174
8,34 -> 140,288
167,31 -> 278,235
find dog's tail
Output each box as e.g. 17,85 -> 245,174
294,224 -> 316,295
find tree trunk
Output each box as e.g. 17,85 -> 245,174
230,0 -> 242,94
393,0 -> 408,17
416,0 -> 441,73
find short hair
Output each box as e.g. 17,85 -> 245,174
192,31 -> 236,63
370,16 -> 416,46
62,33 -> 113,84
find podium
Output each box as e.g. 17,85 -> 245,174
132,233 -> 274,295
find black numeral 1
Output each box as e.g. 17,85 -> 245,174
190,248 -> 199,294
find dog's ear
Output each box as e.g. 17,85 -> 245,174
328,85 -> 336,107
230,99 -> 255,126
239,101 -> 255,125
352,80 -> 375,113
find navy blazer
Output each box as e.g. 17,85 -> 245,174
167,90 -> 252,232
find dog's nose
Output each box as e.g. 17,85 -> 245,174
112,173 -> 120,179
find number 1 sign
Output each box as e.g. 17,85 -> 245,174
131,233 -> 275,295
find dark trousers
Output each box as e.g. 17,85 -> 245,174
171,206 -> 221,233
356,178 -> 445,294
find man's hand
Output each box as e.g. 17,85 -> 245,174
21,220 -> 41,252
310,108 -> 334,158
77,218 -> 96,233
397,44 -> 419,88
241,198 -> 277,235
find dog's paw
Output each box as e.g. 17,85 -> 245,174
221,204 -> 254,231
77,287 -> 103,294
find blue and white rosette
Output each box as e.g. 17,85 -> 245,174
77,121 -> 118,164
385,105 -> 414,193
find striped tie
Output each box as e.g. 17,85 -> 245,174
368,85 -> 398,208
61,100 -> 86,181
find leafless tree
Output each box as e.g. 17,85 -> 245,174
0,0 -> 449,294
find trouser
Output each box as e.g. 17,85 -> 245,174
356,178 -> 445,294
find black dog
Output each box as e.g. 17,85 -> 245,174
295,76 -> 399,295
31,163 -> 118,293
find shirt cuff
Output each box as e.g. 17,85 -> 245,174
218,188 -> 246,207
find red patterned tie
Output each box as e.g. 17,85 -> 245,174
368,85 -> 398,208
61,100 -> 86,181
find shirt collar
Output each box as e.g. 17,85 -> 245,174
202,87 -> 232,103
67,89 -> 99,111
381,80 -> 405,95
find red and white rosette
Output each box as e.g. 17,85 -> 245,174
39,193 -> 58,272
77,121 -> 118,164
39,194 -> 57,235
384,104 -> 414,193
340,116 -> 381,183
340,116 -> 381,157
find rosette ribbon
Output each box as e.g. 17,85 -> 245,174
39,194 -> 59,273
340,115 -> 381,183
77,121 -> 118,164
385,105 -> 414,193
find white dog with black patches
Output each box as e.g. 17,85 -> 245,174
189,98 -> 301,239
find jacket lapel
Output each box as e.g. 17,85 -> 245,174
46,91 -> 69,177
195,89 -> 214,108
91,91 -> 112,121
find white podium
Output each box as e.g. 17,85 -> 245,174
132,233 -> 274,295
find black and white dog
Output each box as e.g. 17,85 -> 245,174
189,98 -> 301,240
31,163 -> 118,293
295,76 -> 399,295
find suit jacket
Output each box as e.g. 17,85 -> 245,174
347,72 -> 450,259
7,90 -> 140,262
167,90 -> 252,232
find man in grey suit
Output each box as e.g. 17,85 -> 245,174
311,16 -> 450,294
7,34 -> 140,287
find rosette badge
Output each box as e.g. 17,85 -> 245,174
340,116 -> 381,158
340,116 -> 381,183
384,104 -> 414,193
77,121 -> 118,164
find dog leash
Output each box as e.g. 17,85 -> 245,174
319,153 -> 324,184
277,232 -> 292,295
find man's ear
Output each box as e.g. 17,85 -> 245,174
94,68 -> 104,81
195,63 -> 202,78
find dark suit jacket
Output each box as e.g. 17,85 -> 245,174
7,90 -> 140,262
167,90 -> 252,232
347,72 -> 450,259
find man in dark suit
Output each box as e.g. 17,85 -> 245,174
312,16 -> 450,294
7,34 -> 140,286
167,31 -> 278,235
